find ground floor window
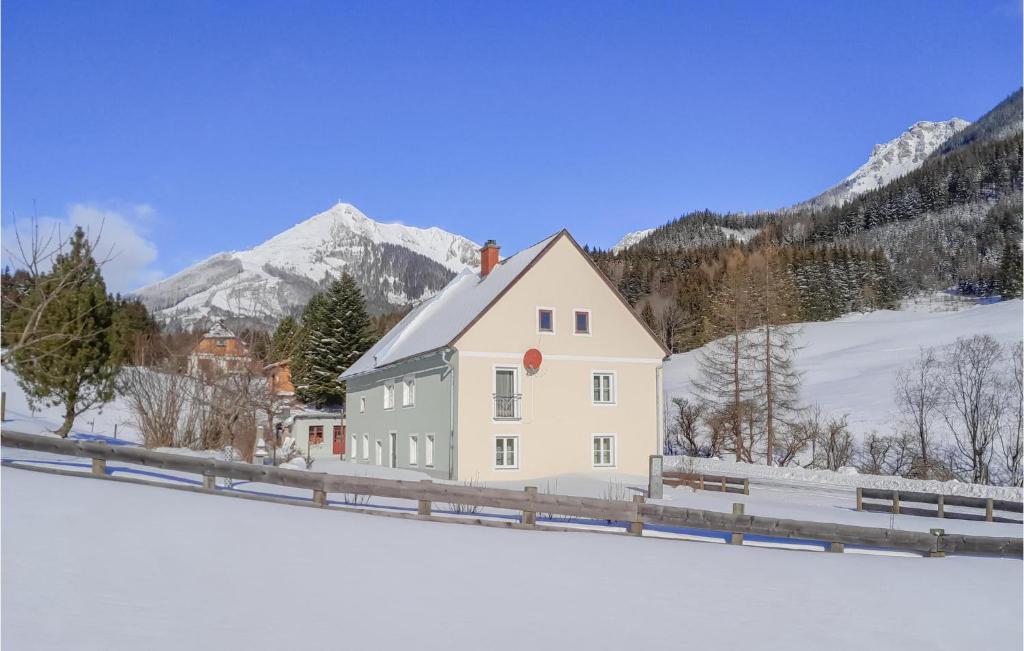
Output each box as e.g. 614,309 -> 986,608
362,434 -> 369,460
409,435 -> 418,465
375,440 -> 383,465
351,435 -> 358,459
593,435 -> 615,467
425,434 -> 435,467
495,436 -> 518,469
308,425 -> 324,445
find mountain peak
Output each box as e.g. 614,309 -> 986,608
793,117 -> 970,211
134,203 -> 480,329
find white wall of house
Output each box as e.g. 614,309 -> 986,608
288,415 -> 344,459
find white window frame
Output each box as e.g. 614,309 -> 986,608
402,375 -> 416,407
350,434 -> 358,460
383,383 -> 395,410
375,439 -> 383,466
492,365 -> 522,421
573,308 -> 592,336
592,371 -> 616,406
409,434 -> 418,466
424,434 -> 435,468
536,306 -> 556,335
361,434 -> 369,461
494,435 -> 519,470
359,396 -> 366,413
592,434 -> 616,468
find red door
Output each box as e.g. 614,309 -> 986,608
333,425 -> 345,455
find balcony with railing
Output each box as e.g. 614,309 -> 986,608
493,393 -> 522,420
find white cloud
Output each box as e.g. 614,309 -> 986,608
2,203 -> 164,295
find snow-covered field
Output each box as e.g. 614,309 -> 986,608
664,297 -> 1024,441
3,467 -> 1021,651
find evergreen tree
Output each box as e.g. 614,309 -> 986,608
109,296 -> 158,364
292,273 -> 377,407
999,239 -> 1023,299
269,316 -> 300,362
4,227 -> 119,437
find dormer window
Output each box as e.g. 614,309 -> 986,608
537,308 -> 554,334
574,310 -> 591,335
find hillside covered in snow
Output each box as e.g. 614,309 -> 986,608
664,297 -> 1024,443
133,203 -> 480,329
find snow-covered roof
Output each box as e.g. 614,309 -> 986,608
203,321 -> 236,339
341,232 -> 562,379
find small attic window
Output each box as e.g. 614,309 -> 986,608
215,338 -> 227,347
537,308 -> 554,334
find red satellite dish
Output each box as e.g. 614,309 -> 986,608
523,348 -> 543,373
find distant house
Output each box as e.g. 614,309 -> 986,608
280,406 -> 346,460
262,358 -> 345,460
264,359 -> 295,400
188,321 -> 253,375
340,230 -> 670,480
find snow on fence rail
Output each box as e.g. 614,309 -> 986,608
857,487 -> 1024,524
2,430 -> 1022,559
662,471 -> 749,495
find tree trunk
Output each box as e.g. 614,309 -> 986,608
55,401 -> 75,438
765,321 -> 774,466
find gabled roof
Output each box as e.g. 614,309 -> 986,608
340,229 -> 669,380
341,232 -> 560,379
203,320 -> 236,339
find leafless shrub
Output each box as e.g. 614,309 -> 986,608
774,419 -> 814,467
119,360 -> 204,449
857,431 -> 916,477
446,476 -> 483,515
800,406 -> 856,471
601,479 -> 629,502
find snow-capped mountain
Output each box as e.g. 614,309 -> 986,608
134,203 -> 480,329
611,228 -> 655,252
793,118 -> 970,211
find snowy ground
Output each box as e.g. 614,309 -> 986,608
664,297 -> 1024,441
2,467 -> 1021,651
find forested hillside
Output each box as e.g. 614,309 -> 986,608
595,90 -> 1023,354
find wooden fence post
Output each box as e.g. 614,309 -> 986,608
720,477 -> 727,493
985,498 -> 994,522
892,491 -> 900,514
828,542 -> 845,553
628,495 -> 644,536
203,473 -> 216,490
928,528 -> 946,558
522,486 -> 537,525
1,391 -> 5,422
91,458 -> 106,477
418,479 -> 433,516
313,488 -> 326,507
730,503 -> 744,545
856,487 -> 863,511
936,495 -> 944,518
743,478 -> 750,495
699,475 -> 704,491
648,455 -> 663,499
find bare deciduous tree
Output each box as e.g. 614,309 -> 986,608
894,347 -> 941,478
939,335 -> 1004,484
999,341 -> 1023,486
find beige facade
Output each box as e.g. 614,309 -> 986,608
452,235 -> 667,480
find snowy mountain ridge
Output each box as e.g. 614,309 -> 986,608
611,228 -> 656,252
134,203 -> 480,329
792,118 -> 970,211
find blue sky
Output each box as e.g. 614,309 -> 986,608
2,0 -> 1021,292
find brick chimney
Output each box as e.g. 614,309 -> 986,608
480,240 -> 500,276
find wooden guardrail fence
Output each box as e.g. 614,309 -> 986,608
857,487 -> 1024,524
2,431 -> 1021,559
663,470 -> 750,495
